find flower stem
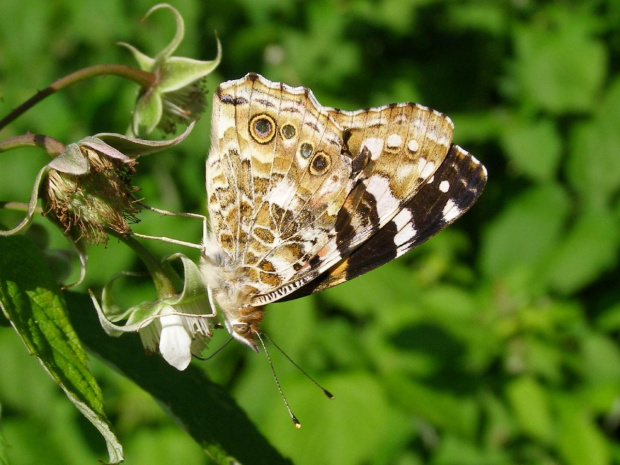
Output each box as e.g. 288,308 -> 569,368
0,201 -> 43,214
0,134 -> 66,156
112,232 -> 180,298
0,64 -> 155,131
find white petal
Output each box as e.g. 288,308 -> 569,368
159,314 -> 192,370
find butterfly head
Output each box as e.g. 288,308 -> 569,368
223,306 -> 264,352
200,246 -> 266,352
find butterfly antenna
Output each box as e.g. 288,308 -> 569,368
255,332 -> 302,429
194,336 -> 234,361
262,332 -> 334,400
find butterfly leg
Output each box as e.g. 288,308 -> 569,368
131,203 -> 207,250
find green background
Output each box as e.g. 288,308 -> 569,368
1,0 -> 620,464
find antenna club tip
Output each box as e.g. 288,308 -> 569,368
292,416 -> 302,429
323,389 -> 335,399
295,422 -> 302,429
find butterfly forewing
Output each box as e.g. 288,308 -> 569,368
207,74 -> 361,296
326,103 -> 454,255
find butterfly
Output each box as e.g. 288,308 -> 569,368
200,73 -> 487,351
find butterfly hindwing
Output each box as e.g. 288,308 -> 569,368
252,100 -> 458,305
282,144 -> 487,299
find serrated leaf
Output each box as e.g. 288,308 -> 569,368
0,235 -> 122,464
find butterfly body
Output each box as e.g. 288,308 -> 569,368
201,73 -> 487,350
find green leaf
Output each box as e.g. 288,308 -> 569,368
566,77 -> 620,207
480,184 -> 571,282
480,392 -> 516,452
159,54 -> 222,93
556,397 -> 610,465
447,3 -> 506,36
65,292 -> 291,465
544,207 -> 619,294
579,333 -> 620,384
144,4 -> 185,68
254,371 -> 411,465
512,7 -> 606,113
47,143 -> 90,174
596,303 -> 620,332
0,235 -> 123,464
321,262 -> 416,317
384,373 -> 478,438
434,434 -> 510,465
506,376 -> 554,444
500,117 -> 562,182
0,405 -> 8,465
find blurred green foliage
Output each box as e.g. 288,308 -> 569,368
1,0 -> 620,464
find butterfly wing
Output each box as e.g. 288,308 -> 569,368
252,99 -> 462,306
206,74 -> 365,297
282,144 -> 487,299
207,74 -> 486,307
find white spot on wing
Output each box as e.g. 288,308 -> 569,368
427,127 -> 450,147
392,208 -> 412,230
266,177 -> 297,208
412,117 -> 425,132
418,158 -> 436,179
362,138 -> 385,160
386,134 -> 402,149
442,199 -> 462,223
392,208 -> 417,255
439,180 -> 450,192
407,139 -> 419,153
365,176 -> 399,220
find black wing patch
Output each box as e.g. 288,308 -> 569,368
283,144 -> 487,300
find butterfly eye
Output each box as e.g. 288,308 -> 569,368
249,114 -> 276,144
300,142 -> 313,159
280,123 -> 296,139
309,151 -> 331,176
232,323 -> 252,337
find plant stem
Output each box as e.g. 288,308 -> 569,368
0,64 -> 154,131
0,134 -> 66,155
112,233 -> 179,298
0,201 -> 43,214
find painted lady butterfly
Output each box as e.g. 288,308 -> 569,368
201,73 -> 487,351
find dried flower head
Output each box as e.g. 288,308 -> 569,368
43,144 -> 140,245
